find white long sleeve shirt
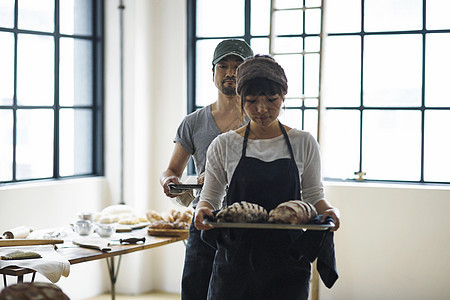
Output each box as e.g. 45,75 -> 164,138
199,128 -> 325,210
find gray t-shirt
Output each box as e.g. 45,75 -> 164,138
174,104 -> 248,207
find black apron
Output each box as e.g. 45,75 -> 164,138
205,121 -> 311,300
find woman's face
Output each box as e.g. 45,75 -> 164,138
243,93 -> 284,127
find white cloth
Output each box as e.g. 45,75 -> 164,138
0,245 -> 70,283
200,128 -> 325,210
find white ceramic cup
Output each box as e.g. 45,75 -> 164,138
74,220 -> 93,236
96,224 -> 116,238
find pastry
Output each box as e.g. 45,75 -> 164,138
146,210 -> 163,223
197,172 -> 205,185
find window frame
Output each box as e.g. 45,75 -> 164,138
187,0 -> 450,184
0,0 -> 104,184
324,0 -> 450,184
186,0 -> 319,175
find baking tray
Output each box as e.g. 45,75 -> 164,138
203,220 -> 334,231
168,183 -> 203,194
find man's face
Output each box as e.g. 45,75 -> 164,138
213,55 -> 244,96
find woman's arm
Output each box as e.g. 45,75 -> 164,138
299,132 -> 340,231
194,135 -> 229,230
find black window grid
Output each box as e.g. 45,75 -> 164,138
0,0 -> 104,184
186,0 -> 320,175
324,0 -> 450,184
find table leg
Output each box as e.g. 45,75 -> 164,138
311,260 -> 319,300
2,271 -> 36,287
106,255 -> 122,300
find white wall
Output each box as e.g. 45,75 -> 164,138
1,1 -> 450,299
320,182 -> 450,300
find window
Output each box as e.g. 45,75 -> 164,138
321,0 -> 450,184
188,0 -> 450,184
187,0 -> 322,173
0,0 -> 103,183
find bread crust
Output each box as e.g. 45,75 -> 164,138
216,201 -> 268,223
268,200 -> 317,224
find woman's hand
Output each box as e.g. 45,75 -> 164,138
320,207 -> 340,232
194,204 -> 215,231
314,200 -> 340,232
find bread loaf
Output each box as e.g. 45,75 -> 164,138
0,283 -> 70,300
268,200 -> 317,224
216,201 -> 268,223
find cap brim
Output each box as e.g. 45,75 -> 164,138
212,51 -> 247,65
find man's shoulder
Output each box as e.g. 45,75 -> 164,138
184,105 -> 211,122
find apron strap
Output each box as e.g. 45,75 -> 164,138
242,122 -> 251,157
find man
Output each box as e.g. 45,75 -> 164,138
160,39 -> 253,300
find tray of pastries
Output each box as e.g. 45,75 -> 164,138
146,208 -> 193,238
202,201 -> 334,231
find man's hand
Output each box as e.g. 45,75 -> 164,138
161,176 -> 181,198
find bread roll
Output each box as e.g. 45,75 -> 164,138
197,172 -> 205,185
161,211 -> 175,223
146,210 -> 163,223
149,220 -> 175,229
268,200 -> 317,224
216,201 -> 268,223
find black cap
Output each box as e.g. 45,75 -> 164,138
212,39 -> 254,66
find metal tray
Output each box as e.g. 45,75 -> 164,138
168,184 -> 203,194
203,220 -> 334,231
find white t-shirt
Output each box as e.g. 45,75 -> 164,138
200,128 -> 325,210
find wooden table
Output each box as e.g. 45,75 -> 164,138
0,229 -> 187,300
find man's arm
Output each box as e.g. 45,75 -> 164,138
160,143 -> 191,198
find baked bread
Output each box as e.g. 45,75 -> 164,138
0,282 -> 70,300
216,201 -> 268,223
197,172 -> 205,185
146,210 -> 163,223
149,220 -> 175,229
268,200 -> 317,224
147,208 -> 193,230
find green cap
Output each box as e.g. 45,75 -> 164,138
212,39 -> 253,66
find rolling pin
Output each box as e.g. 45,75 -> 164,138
1,226 -> 33,239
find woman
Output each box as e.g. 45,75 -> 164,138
195,55 -> 340,300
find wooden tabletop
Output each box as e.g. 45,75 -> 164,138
0,229 -> 187,277
60,235 -> 186,264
